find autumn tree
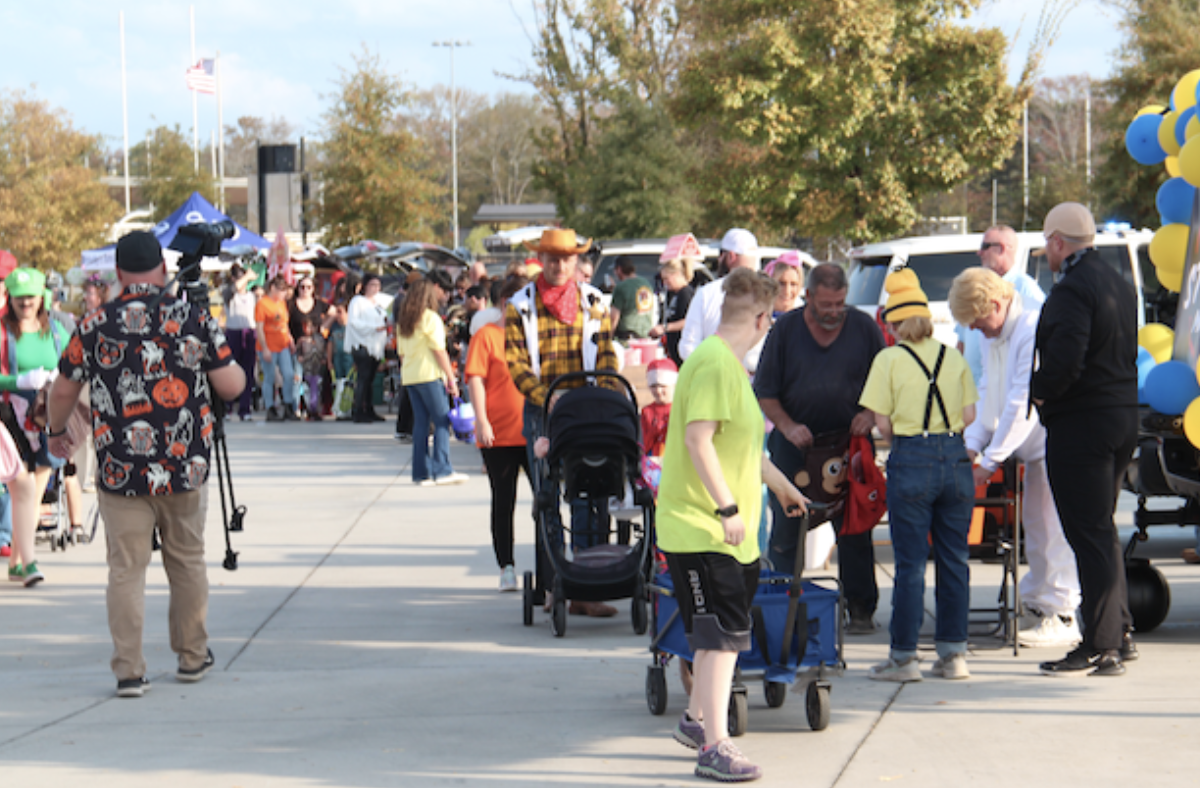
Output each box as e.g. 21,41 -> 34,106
317,49 -> 442,248
674,0 -> 1070,242
508,0 -> 694,225
0,90 -> 119,271
128,124 -> 218,220
1095,0 -> 1199,228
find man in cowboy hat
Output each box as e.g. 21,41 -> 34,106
505,228 -> 620,617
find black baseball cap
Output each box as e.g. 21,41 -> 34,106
116,231 -> 163,272
426,268 -> 453,292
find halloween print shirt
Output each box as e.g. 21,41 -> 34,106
58,283 -> 236,496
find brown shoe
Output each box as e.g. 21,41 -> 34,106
1183,548 -> 1200,565
569,600 -> 618,617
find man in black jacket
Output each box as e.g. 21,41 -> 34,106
1031,202 -> 1138,677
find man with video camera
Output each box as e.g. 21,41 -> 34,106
43,230 -> 246,698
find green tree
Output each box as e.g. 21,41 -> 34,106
674,0 -> 1051,242
508,0 -> 691,223
1095,0 -> 1198,228
571,96 -> 699,237
0,90 -> 118,271
317,48 -> 442,248
130,124 -> 217,221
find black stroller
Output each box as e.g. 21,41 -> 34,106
521,371 -> 655,637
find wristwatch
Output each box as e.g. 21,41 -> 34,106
714,503 -> 739,518
45,424 -> 67,438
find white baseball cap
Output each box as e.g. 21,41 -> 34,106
720,228 -> 758,255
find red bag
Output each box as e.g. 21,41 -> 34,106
842,435 -> 887,537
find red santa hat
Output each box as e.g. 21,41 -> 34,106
646,358 -> 679,388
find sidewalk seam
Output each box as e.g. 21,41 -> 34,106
222,465 -> 407,671
830,683 -> 904,787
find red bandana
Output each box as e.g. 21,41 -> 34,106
535,274 -> 579,325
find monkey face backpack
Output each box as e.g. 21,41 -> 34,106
792,431 -> 851,519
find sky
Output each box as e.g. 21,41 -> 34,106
2,0 -> 1130,151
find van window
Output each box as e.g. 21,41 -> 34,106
1032,245 -> 1133,295
847,257 -> 891,306
903,251 -> 982,301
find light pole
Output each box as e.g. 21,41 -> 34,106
433,40 -> 471,250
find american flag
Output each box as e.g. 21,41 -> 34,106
186,59 -> 216,94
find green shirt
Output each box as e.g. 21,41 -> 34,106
611,275 -> 655,338
656,336 -> 764,563
0,321 -> 71,391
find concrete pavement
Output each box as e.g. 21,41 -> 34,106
1,417 -> 1199,787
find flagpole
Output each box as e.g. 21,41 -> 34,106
190,5 -> 199,174
211,130 -> 217,177
120,10 -> 131,214
217,50 -> 225,213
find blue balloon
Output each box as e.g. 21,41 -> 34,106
1138,347 -> 1157,405
1145,360 -> 1200,415
1157,178 -> 1197,225
1126,114 -> 1167,165
1177,106 -> 1199,147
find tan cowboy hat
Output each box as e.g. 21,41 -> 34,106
523,228 -> 592,255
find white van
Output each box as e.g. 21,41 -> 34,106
846,228 -> 1156,346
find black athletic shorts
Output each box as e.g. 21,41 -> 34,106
664,551 -> 760,653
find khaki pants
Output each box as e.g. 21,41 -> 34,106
99,489 -> 209,681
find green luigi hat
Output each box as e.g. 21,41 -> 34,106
5,268 -> 46,299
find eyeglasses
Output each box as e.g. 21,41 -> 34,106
980,242 -> 1002,252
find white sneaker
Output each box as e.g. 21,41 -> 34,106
868,656 -> 922,683
415,478 -> 437,488
435,472 -> 468,486
499,565 -> 517,592
930,653 -> 970,680
1018,613 -> 1082,648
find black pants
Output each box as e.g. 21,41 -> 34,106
766,430 -> 878,615
351,348 -> 379,420
481,445 -> 532,568
395,386 -> 415,435
1045,407 -> 1137,652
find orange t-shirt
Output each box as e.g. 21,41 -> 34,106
254,296 -> 291,353
464,323 -> 526,448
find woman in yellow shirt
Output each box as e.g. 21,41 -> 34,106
396,279 -> 465,486
859,269 -> 978,683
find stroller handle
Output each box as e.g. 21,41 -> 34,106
541,370 -> 639,422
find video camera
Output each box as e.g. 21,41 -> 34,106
167,219 -> 236,309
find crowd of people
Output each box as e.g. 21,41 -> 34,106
0,200 -> 1152,783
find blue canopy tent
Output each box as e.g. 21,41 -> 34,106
81,192 -> 271,270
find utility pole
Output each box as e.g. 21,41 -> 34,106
433,40 -> 471,250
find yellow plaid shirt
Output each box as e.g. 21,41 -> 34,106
504,291 -> 619,408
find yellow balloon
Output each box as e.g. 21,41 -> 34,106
1187,115 -> 1200,140
1138,104 -> 1168,117
1184,397 -> 1200,448
1158,262 -> 1185,292
1167,155 -> 1182,178
1139,323 -> 1176,362
1161,111 -> 1183,156
1174,70 -> 1200,111
1180,135 -> 1200,186
1150,223 -> 1190,272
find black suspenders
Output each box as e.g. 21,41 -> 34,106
897,343 -> 951,436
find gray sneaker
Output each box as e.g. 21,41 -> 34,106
176,648 -> 215,683
868,656 -> 922,682
673,711 -> 704,750
116,677 -> 150,698
930,653 -> 970,680
695,739 -> 762,782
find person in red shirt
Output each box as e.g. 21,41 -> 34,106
641,358 -> 677,457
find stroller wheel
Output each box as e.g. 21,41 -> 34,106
551,596 -> 567,637
631,577 -> 648,635
764,679 -> 788,709
645,665 -> 668,715
522,571 -> 534,627
806,681 -> 831,731
727,690 -> 748,737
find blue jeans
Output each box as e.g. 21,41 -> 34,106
408,380 -> 453,481
886,433 -> 974,660
260,348 -> 296,409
